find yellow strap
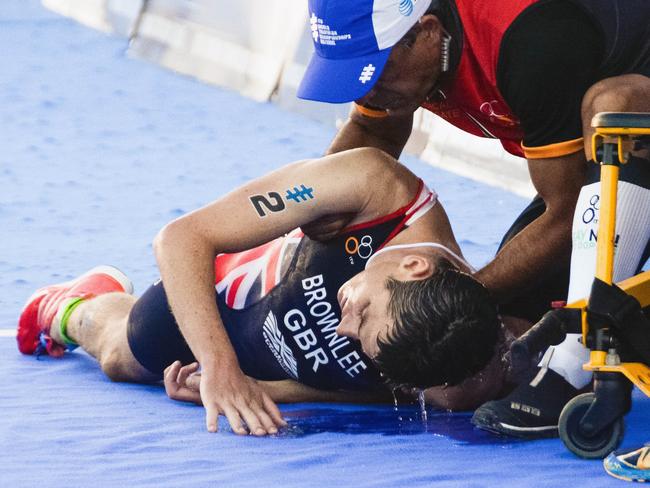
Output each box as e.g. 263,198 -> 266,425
355,103 -> 389,118
521,138 -> 583,159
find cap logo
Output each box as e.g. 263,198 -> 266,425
359,64 -> 376,84
309,12 -> 352,46
399,0 -> 414,16
309,13 -> 319,42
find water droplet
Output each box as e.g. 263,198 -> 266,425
417,389 -> 428,423
391,387 -> 399,411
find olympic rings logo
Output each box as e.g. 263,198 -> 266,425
345,235 -> 373,259
582,194 -> 600,224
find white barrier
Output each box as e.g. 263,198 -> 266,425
42,0 -> 534,198
42,0 -> 144,37
128,0 -> 306,102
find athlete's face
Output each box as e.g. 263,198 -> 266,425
355,15 -> 444,117
336,264 -> 394,361
335,253 -> 434,360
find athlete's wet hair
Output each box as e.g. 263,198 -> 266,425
374,257 -> 500,389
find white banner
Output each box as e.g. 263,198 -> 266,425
42,0 -> 144,37
129,0 -> 306,102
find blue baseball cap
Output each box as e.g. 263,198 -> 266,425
297,0 -> 433,103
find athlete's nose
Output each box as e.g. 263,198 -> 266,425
336,312 -> 359,340
337,281 -> 360,339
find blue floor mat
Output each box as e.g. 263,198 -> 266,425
1,1 -> 648,487
2,339 -> 648,487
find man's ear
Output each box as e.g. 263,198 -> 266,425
398,254 -> 434,279
418,14 -> 442,39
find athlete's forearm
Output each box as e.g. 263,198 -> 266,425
258,379 -> 390,403
153,221 -> 239,370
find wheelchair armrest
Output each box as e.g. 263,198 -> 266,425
592,112 -> 650,129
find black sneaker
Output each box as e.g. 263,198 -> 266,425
471,367 -> 581,438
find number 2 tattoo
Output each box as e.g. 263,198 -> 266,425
249,184 -> 315,218
249,192 -> 286,217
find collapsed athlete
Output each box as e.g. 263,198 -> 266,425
297,0 -> 650,437
18,147 -> 522,436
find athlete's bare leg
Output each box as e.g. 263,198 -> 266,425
49,293 -> 159,383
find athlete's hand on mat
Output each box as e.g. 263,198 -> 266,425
164,361 -> 202,405
201,365 -> 287,436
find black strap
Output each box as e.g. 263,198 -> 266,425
587,278 -> 650,363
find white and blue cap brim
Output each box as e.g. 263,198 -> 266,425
297,0 -> 432,104
297,48 -> 392,103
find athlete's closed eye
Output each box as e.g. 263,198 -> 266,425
357,307 -> 375,353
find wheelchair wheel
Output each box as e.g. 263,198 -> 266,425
558,393 -> 625,459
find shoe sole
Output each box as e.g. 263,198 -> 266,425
471,412 -> 558,439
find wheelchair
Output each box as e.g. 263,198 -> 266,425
509,111 -> 650,459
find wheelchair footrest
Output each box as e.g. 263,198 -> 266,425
588,278 -> 650,364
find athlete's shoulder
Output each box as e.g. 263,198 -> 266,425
329,148 -> 422,221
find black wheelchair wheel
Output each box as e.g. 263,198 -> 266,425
558,392 -> 625,459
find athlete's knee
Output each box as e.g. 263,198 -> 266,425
582,74 -> 650,121
98,336 -> 143,382
99,346 -> 130,382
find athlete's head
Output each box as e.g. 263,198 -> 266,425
336,251 -> 500,389
377,259 -> 500,388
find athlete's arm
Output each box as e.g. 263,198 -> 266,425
326,106 -> 414,159
258,380 -> 390,403
164,361 -> 390,405
476,152 -> 586,302
153,148 -> 418,435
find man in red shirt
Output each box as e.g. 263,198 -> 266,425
297,0 -> 650,438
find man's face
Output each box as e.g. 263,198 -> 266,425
356,16 -> 442,116
335,252 -> 434,359
335,262 -> 395,360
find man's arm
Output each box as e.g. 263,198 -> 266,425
327,107 -> 414,158
476,151 -> 587,302
164,361 -> 390,405
153,148 -> 417,435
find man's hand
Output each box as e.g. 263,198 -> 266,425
164,361 -> 287,435
164,361 -> 202,404
200,365 -> 286,436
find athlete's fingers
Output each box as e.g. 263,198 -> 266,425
177,362 -> 199,387
205,402 -> 221,433
163,361 -> 182,395
172,386 -> 200,403
238,405 -> 266,437
262,393 -> 287,427
255,407 -> 278,435
163,362 -> 200,403
186,372 -> 201,392
222,405 -> 247,436
164,360 -> 181,380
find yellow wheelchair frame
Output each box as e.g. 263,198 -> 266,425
557,112 -> 650,458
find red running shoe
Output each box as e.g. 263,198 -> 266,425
17,265 -> 133,357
